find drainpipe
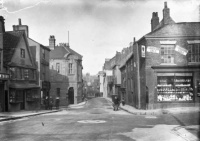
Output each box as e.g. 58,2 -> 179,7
136,43 -> 141,109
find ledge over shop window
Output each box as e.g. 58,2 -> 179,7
160,41 -> 177,44
187,40 -> 200,44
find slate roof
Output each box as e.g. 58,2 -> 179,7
50,46 -> 82,60
3,31 -> 24,65
145,22 -> 200,37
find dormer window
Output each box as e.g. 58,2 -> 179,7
21,48 -> 25,58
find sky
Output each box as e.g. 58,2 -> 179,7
0,0 -> 199,75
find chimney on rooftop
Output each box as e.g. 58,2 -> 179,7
151,12 -> 159,31
163,2 -> 170,25
13,18 -> 29,37
49,35 -> 56,50
0,16 -> 5,33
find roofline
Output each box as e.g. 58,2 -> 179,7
28,38 -> 51,51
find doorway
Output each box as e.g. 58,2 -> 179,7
68,87 -> 74,104
5,90 -> 8,112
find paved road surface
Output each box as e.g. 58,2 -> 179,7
0,98 -> 199,141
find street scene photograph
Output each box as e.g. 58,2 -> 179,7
0,0 -> 200,140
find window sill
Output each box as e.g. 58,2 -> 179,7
160,63 -> 177,66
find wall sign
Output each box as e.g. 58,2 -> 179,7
147,46 -> 160,53
141,45 -> 145,58
175,45 -> 188,55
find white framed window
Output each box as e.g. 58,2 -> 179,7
56,63 -> 60,73
188,43 -> 200,63
69,63 -> 73,74
160,44 -> 175,64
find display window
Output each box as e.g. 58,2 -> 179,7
157,73 -> 193,102
9,89 -> 24,103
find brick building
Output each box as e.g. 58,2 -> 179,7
49,37 -> 83,105
13,19 -> 51,109
134,2 -> 200,109
0,16 -> 40,112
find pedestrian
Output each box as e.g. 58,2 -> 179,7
55,96 -> 60,109
49,96 -> 54,110
113,96 -> 120,111
45,96 -> 49,110
121,97 -> 125,106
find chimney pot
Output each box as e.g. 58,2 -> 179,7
19,18 -> 21,25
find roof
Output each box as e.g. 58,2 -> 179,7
3,31 -> 24,65
50,46 -> 82,60
146,22 -> 200,37
28,38 -> 51,51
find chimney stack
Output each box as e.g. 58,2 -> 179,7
13,18 -> 29,37
151,12 -> 159,31
49,35 -> 56,50
0,16 -> 5,33
163,2 -> 170,24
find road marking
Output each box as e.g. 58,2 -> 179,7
145,116 -> 157,119
77,120 -> 106,123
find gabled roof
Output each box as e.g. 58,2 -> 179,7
3,31 -> 23,65
50,46 -> 82,60
28,38 -> 51,51
146,22 -> 200,37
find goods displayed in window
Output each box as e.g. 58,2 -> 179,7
9,89 -> 23,103
157,75 -> 193,102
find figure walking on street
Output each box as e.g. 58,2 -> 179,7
113,95 -> 120,111
49,96 -> 54,110
55,96 -> 60,109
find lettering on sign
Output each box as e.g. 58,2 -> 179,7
147,46 -> 160,54
175,45 -> 188,55
141,45 -> 145,58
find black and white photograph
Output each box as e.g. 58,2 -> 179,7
0,0 -> 200,140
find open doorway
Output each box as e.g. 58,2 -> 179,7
68,87 -> 74,104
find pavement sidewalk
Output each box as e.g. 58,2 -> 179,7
0,101 -> 87,122
104,97 -> 200,115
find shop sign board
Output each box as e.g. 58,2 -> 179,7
0,73 -> 9,80
106,70 -> 113,76
175,45 -> 188,55
147,46 -> 159,54
141,45 -> 145,58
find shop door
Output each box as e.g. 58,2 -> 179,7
20,91 -> 25,110
0,83 -> 4,112
68,87 -> 74,104
5,90 -> 8,112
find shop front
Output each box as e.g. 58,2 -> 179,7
9,83 -> 40,111
0,73 -> 9,112
152,66 -> 200,108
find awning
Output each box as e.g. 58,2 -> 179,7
9,83 -> 40,89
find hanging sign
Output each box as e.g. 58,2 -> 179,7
141,45 -> 145,58
175,45 -> 188,55
147,46 -> 160,54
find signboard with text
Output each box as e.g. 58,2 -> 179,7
175,45 -> 188,55
141,45 -> 145,58
147,46 -> 160,54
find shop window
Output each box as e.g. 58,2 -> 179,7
157,73 -> 193,102
160,44 -> 175,64
10,67 -> 16,79
69,63 -> 73,74
9,89 -> 23,103
26,90 -> 35,102
188,44 -> 200,63
21,48 -> 25,58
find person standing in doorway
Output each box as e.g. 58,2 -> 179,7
55,96 -> 60,109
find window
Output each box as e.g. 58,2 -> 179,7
57,88 -> 60,97
24,69 -> 29,79
10,67 -> 16,79
21,48 -> 25,58
188,44 -> 200,63
56,63 -> 60,73
69,63 -> 73,74
9,89 -> 23,103
160,44 -> 175,64
42,48 -> 45,59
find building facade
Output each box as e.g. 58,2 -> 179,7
49,37 -> 83,105
0,16 -> 40,112
134,2 -> 200,109
13,19 -> 51,109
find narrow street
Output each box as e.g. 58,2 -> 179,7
0,98 -> 199,141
